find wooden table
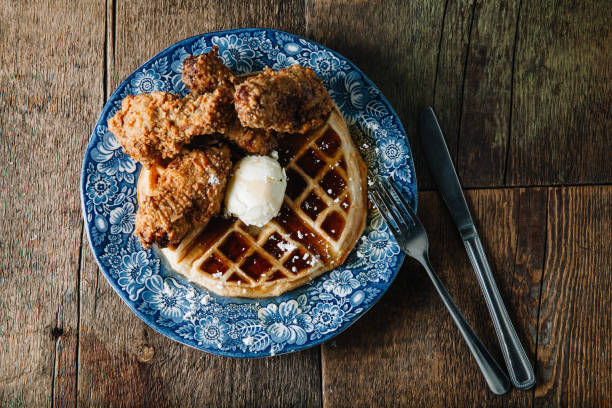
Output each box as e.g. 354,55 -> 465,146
1,1 -> 610,406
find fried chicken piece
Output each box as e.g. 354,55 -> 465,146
108,90 -> 232,165
182,47 -> 236,96
233,65 -> 333,134
135,146 -> 232,248
223,120 -> 278,155
182,50 -> 278,155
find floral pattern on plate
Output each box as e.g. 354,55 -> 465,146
82,28 -> 417,357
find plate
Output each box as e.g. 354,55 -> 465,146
81,28 -> 417,357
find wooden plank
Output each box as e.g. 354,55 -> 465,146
433,0 -> 521,188
534,186 -> 612,406
306,0 -> 520,189
109,0 -> 308,92
456,1 -> 520,187
78,247 -> 321,407
512,188 -> 549,356
508,1 -> 612,185
78,1 -> 322,407
306,0 -> 446,190
0,0 -> 104,406
321,188 -> 547,406
432,0 -> 475,188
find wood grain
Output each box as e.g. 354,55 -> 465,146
0,0 -> 610,405
78,245 -> 321,407
306,0 -> 520,189
432,0 -> 474,188
534,186 -> 612,406
456,0 -> 519,187
512,188 -> 549,356
321,189 -> 546,407
306,0 -> 446,190
109,0 -> 307,93
0,0 -> 104,406
508,0 -> 612,186
77,1 -> 321,407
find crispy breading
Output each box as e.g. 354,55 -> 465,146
221,118 -> 278,155
108,90 -> 232,165
233,65 -> 333,134
135,146 -> 232,248
182,50 -> 278,155
182,47 -> 236,96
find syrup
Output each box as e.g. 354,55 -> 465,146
316,128 -> 341,156
226,273 -> 243,283
241,253 -> 272,281
263,232 -> 290,259
300,191 -> 328,221
238,222 -> 262,240
297,148 -> 326,178
219,231 -> 250,262
267,270 -> 286,282
274,204 -> 332,262
283,249 -> 311,274
321,211 -> 345,240
319,169 -> 346,199
179,217 -> 234,263
285,168 -> 307,200
277,132 -> 311,167
198,253 -> 228,277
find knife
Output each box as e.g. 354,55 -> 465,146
419,107 -> 536,390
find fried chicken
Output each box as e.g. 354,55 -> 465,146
233,65 -> 333,134
135,146 -> 232,248
182,47 -> 236,96
222,120 -> 278,155
182,50 -> 278,155
108,90 -> 233,165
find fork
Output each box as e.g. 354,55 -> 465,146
370,178 -> 511,395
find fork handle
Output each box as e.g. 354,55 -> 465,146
464,235 -> 536,390
417,254 -> 511,395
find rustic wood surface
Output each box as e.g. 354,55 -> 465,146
0,1 -> 104,407
534,187 -> 612,406
1,0 -> 610,406
321,189 -> 545,407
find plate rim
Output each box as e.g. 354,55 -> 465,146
81,27 -> 418,358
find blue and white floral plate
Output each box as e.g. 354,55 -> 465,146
81,28 -> 417,357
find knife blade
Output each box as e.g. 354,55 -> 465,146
419,106 -> 536,390
418,108 -> 476,239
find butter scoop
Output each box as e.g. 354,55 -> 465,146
224,155 -> 287,227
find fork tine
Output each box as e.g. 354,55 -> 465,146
373,182 -> 410,231
370,190 -> 398,232
387,178 -> 422,227
376,179 -> 414,229
369,190 -> 401,236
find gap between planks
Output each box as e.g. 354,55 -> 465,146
503,0 -> 523,185
531,188 -> 550,408
454,0 -> 478,172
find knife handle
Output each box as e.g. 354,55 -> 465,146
464,235 -> 536,390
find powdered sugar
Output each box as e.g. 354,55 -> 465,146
209,174 -> 220,185
277,241 -> 297,252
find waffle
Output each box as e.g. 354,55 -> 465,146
141,106 -> 367,297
